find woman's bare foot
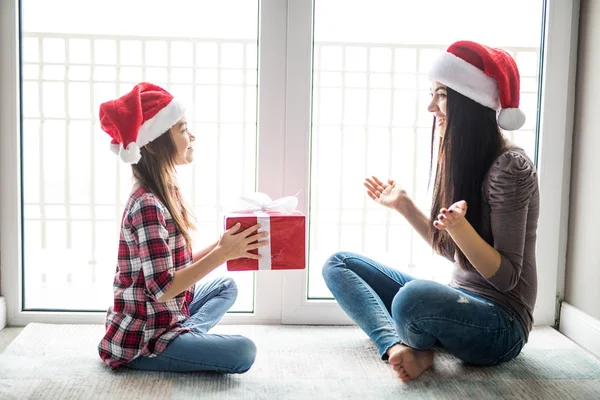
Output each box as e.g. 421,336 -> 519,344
387,344 -> 434,382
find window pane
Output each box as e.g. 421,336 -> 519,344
308,0 -> 543,298
21,0 -> 259,312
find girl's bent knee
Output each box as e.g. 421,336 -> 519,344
234,337 -> 257,373
217,277 -> 238,300
220,276 -> 238,291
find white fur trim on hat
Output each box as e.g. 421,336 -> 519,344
428,52 -> 501,111
497,107 -> 526,131
119,142 -> 142,164
136,98 -> 186,148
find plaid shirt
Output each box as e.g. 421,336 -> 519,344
98,186 -> 194,368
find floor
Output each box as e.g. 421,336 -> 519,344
1,324 -> 600,399
0,327 -> 22,352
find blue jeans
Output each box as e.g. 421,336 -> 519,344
322,251 -> 526,366
126,277 -> 256,373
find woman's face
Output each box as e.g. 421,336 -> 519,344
170,117 -> 195,165
428,81 -> 448,135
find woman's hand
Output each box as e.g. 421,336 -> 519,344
214,223 -> 269,262
433,200 -> 468,231
364,176 -> 410,212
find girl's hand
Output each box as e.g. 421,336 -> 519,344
215,223 -> 269,261
364,176 -> 410,212
433,200 -> 468,231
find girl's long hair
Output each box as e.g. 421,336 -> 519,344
131,131 -> 196,248
429,87 -> 505,269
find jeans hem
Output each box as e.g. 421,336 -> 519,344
379,339 -> 403,360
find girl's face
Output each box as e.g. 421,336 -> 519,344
171,117 -> 195,165
428,81 -> 448,135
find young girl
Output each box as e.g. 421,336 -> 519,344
97,82 -> 268,373
322,41 -> 539,382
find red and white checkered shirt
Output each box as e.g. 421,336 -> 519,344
98,186 -> 194,368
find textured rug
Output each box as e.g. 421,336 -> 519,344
0,324 -> 599,400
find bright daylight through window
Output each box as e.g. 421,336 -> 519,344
18,0 -> 544,317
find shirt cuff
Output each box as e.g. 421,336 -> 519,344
486,255 -> 515,293
145,269 -> 175,301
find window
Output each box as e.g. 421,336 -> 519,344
20,0 -> 260,312
0,0 -> 577,326
307,0 -> 542,300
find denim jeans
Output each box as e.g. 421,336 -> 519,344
126,277 -> 256,373
322,251 -> 526,366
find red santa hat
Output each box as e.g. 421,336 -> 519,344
99,82 -> 186,163
427,40 -> 526,131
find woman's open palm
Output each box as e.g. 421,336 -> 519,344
364,176 -> 408,210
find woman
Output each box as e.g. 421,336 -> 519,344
322,40 -> 539,382
97,82 -> 268,373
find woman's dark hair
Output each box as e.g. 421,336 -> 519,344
429,87 -> 505,269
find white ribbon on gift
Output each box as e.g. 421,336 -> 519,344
238,192 -> 298,214
232,192 -> 299,270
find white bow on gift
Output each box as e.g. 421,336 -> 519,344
237,192 -> 298,214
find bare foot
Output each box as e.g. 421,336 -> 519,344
387,344 -> 434,382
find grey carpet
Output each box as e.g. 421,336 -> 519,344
0,324 -> 599,399
0,327 -> 21,353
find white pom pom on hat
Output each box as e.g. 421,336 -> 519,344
427,40 -> 526,131
497,108 -> 526,132
99,82 -> 186,164
118,142 -> 142,164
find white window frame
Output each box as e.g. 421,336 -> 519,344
0,0 -> 579,327
0,0 -> 289,326
278,0 -> 579,326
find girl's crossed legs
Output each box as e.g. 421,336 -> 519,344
127,277 -> 256,374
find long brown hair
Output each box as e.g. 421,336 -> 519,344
429,87 -> 505,269
132,130 -> 196,249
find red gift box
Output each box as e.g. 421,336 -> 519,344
224,210 -> 306,271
